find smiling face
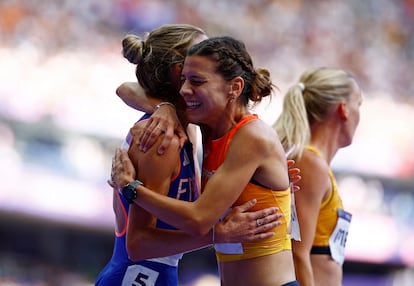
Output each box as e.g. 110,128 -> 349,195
169,34 -> 209,94
179,55 -> 233,128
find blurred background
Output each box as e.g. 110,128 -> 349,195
1,0 -> 414,285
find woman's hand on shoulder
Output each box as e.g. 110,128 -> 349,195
287,159 -> 301,193
108,148 -> 136,191
139,104 -> 187,154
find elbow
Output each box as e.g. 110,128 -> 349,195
116,83 -> 130,100
126,236 -> 140,261
126,234 -> 149,261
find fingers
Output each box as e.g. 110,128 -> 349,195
252,207 -> 282,234
107,179 -> 115,188
288,164 -> 300,179
288,167 -> 301,176
233,199 -> 257,213
289,174 -> 301,185
291,184 -> 301,193
251,213 -> 282,239
110,148 -> 135,188
139,118 -> 154,149
243,217 -> 281,242
288,162 -> 301,192
287,159 -> 301,189
157,125 -> 174,155
140,121 -> 166,153
141,104 -> 180,153
255,212 -> 282,227
253,206 -> 278,219
250,231 -> 276,240
158,121 -> 188,154
176,126 -> 188,149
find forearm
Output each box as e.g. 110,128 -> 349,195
292,245 -> 315,286
294,261 -> 315,286
116,82 -> 160,113
133,185 -> 213,236
127,227 -> 213,261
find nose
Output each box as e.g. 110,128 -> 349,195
180,79 -> 191,97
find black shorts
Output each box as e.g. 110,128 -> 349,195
310,246 -> 331,255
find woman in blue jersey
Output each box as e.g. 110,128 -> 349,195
110,36 -> 299,286
96,25 -> 282,286
273,67 -> 362,286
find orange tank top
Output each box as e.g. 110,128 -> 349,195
202,114 -> 292,262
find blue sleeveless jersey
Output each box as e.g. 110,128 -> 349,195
95,113 -> 198,286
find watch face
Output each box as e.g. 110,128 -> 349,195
122,185 -> 136,203
121,180 -> 142,204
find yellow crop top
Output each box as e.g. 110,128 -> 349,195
202,114 -> 292,262
306,146 -> 344,248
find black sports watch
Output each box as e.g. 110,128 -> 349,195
121,180 -> 144,204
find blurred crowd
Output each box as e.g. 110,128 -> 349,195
1,0 -> 414,284
1,0 -> 413,98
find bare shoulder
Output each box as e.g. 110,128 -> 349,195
230,118 -> 289,189
299,150 -> 329,177
130,119 -> 181,160
296,149 -> 330,196
236,119 -> 279,148
234,119 -> 285,161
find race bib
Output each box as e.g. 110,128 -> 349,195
329,209 -> 352,265
214,242 -> 244,254
290,192 -> 301,241
122,264 -> 159,286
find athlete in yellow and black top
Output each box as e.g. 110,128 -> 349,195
274,67 -> 362,286
306,146 -> 351,262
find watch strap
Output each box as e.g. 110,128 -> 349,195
122,180 -> 144,204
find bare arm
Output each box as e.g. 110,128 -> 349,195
123,122 -> 281,260
116,82 -> 159,113
112,120 -> 286,237
127,198 -> 282,260
116,81 -> 187,153
291,151 -> 330,286
126,121 -> 181,260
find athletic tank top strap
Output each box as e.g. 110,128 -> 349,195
305,145 -> 336,209
219,113 -> 258,154
227,114 -> 258,139
202,114 -> 258,188
305,145 -> 348,258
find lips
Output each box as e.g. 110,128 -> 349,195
186,101 -> 201,109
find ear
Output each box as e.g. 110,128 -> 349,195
228,76 -> 244,99
338,101 -> 348,121
172,63 -> 183,76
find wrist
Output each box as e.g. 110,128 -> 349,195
212,223 -> 223,243
155,101 -> 176,111
121,179 -> 144,204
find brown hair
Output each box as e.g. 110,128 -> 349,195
122,24 -> 206,101
187,36 -> 274,106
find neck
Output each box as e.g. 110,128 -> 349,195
209,106 -> 248,140
309,123 -> 341,164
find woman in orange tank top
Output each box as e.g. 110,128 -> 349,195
111,36 -> 299,286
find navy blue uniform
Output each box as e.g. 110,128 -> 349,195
96,114 -> 198,286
